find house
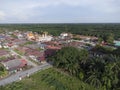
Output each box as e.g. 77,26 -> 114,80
3,43 -> 9,48
60,33 -> 68,37
0,44 -> 2,48
38,32 -> 53,42
60,33 -> 73,39
2,59 -> 27,72
37,42 -> 46,49
12,39 -> 27,45
26,44 -> 40,49
26,49 -> 45,63
0,50 -> 10,57
26,49 -> 44,58
67,41 -> 85,48
44,41 -> 60,46
37,56 -> 46,63
7,43 -> 13,47
15,47 -> 28,54
45,46 -> 61,57
74,35 -> 98,41
16,46 -> 45,62
17,33 -> 24,39
0,35 -> 6,40
27,32 -> 36,40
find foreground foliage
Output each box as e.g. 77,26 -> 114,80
0,63 -> 8,78
0,68 -> 96,90
50,47 -> 120,90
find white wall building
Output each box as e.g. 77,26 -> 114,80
60,33 -> 69,39
38,35 -> 53,42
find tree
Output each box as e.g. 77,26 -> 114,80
106,33 -> 114,44
98,37 -> 103,44
51,47 -> 88,76
85,74 -> 102,88
101,55 -> 120,90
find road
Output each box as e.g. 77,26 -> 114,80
0,48 -> 52,86
0,63 -> 52,86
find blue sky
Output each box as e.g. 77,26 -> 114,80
0,0 -> 120,23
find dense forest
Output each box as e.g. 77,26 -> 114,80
50,47 -> 120,90
0,23 -> 120,39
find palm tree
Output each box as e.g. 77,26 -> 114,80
85,57 -> 105,88
101,55 -> 120,90
85,74 -> 102,88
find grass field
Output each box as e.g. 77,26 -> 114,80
0,68 -> 98,90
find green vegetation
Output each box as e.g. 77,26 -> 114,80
106,33 -> 114,44
72,37 -> 82,40
0,48 -> 9,51
0,56 -> 16,61
100,33 -> 114,44
0,56 -> 7,61
11,34 -> 18,38
14,49 -> 24,55
93,45 -> 115,54
112,47 -> 120,56
36,47 -> 43,51
23,41 -> 34,46
50,47 -> 120,90
51,47 -> 88,76
0,24 -> 120,39
0,68 -> 96,90
0,63 -> 8,78
19,41 -> 35,47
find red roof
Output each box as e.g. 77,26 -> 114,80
8,43 -> 13,47
0,50 -> 9,56
37,56 -> 45,61
44,41 -> 59,45
46,45 -> 61,50
19,60 -> 27,67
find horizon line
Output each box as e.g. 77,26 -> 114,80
0,22 -> 120,25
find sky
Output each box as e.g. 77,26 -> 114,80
0,0 -> 120,23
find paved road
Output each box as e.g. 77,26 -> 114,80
10,48 -> 37,67
0,63 -> 52,86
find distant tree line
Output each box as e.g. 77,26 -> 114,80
0,24 -> 120,39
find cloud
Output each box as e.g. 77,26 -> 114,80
88,0 -> 120,13
26,0 -> 120,13
0,11 -> 6,20
0,0 -> 120,23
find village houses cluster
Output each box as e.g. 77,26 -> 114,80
0,30 -> 99,76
